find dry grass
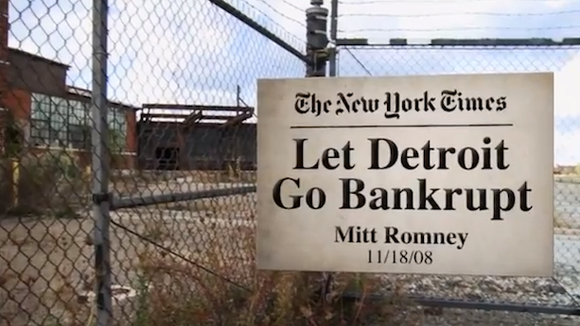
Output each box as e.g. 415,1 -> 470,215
554,212 -> 568,229
0,165 -> 423,326
4,159 -> 580,325
0,151 -> 91,217
554,210 -> 580,231
120,210 -> 422,326
555,174 -> 580,184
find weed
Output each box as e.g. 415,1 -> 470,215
1,165 -> 420,326
120,168 -> 419,326
132,274 -> 150,326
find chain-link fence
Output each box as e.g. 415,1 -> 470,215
0,0 -> 314,326
4,0 -> 580,324
337,43 -> 580,324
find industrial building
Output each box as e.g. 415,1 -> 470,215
0,0 -> 257,172
137,104 -> 256,170
0,0 -> 138,168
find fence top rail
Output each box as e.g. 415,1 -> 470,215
337,38 -> 580,47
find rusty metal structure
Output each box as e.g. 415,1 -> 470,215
137,103 -> 256,170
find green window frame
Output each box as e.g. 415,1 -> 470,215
30,93 -> 128,152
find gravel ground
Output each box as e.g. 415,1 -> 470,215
2,209 -> 580,326
420,310 -> 579,326
2,176 -> 580,326
0,194 -> 255,326
115,207 -> 580,326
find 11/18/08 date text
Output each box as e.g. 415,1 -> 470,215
368,249 -> 433,265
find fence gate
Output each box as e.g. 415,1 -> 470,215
0,1 -> 306,326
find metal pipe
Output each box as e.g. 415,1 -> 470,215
111,186 -> 257,210
91,0 -> 112,325
207,0 -> 307,62
306,0 -> 329,77
328,0 -> 338,77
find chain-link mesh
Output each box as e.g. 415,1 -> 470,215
0,0 -> 306,325
4,0 -> 580,324
337,44 -> 580,324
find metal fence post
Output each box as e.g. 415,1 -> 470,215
306,0 -> 329,77
92,0 -> 113,325
328,0 -> 338,77
305,0 -> 331,300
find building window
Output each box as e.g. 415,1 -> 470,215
30,119 -> 50,146
68,124 -> 88,149
108,107 -> 127,152
30,93 -> 128,152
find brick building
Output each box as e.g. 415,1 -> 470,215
0,0 -> 137,168
0,0 -> 9,149
0,0 -> 256,172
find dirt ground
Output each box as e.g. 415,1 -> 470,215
0,190 -> 256,326
2,170 -> 580,326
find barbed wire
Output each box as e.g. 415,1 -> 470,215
277,0 -> 304,12
339,25 -> 580,34
223,0 -> 305,49
345,44 -> 580,50
339,9 -> 580,18
253,0 -> 305,28
339,0 -> 578,4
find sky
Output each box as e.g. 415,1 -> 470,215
6,0 -> 580,164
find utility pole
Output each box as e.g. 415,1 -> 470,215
305,0 -> 329,77
328,0 -> 338,77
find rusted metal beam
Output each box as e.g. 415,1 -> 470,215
140,113 -> 189,120
142,103 -> 254,112
183,111 -> 203,127
222,113 -> 253,128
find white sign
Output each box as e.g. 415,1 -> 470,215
256,73 -> 554,277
